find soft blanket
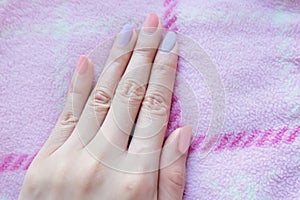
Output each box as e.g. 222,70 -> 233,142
1,0 -> 300,199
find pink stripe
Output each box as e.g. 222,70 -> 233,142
285,125 -> 300,143
0,125 -> 299,172
0,154 -> 15,172
163,1 -> 178,19
163,0 -> 171,7
271,126 -> 288,145
164,15 -> 177,29
241,129 -> 260,148
201,134 -> 220,152
170,26 -> 179,32
23,153 -> 37,170
164,8 -> 172,20
229,131 -> 247,149
256,129 -> 273,146
163,0 -> 179,34
189,135 -> 205,153
11,154 -> 28,170
215,133 -> 234,151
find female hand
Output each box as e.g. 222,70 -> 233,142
19,13 -> 192,200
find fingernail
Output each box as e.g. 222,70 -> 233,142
143,13 -> 159,34
160,31 -> 177,52
118,24 -> 133,47
178,126 -> 192,154
76,55 -> 88,74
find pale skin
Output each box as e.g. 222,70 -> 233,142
19,13 -> 192,200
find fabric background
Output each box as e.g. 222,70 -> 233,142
1,0 -> 300,199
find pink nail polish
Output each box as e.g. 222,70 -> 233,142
143,13 -> 159,33
76,55 -> 88,74
178,126 -> 192,154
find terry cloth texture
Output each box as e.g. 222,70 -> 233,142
1,0 -> 300,199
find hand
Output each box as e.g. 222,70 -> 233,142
19,13 -> 192,200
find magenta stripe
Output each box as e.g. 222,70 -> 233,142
0,124 -> 299,172
285,125 -> 300,143
189,135 -> 205,153
242,129 -> 260,148
10,154 -> 28,170
188,124 -> 300,155
163,0 -> 179,32
163,1 -> 178,20
23,153 -> 37,170
229,131 -> 246,149
256,129 -> 273,146
271,126 -> 288,145
0,154 -> 15,172
203,134 -> 220,152
215,132 -> 234,151
164,15 -> 177,29
163,0 -> 171,7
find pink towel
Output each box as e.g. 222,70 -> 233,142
1,0 -> 300,199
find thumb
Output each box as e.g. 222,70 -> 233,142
158,126 -> 192,200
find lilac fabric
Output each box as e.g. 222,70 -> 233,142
1,0 -> 300,199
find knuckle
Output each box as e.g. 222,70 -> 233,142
90,87 -> 112,112
165,170 -> 186,189
113,54 -> 130,65
52,160 -> 79,189
122,175 -> 154,195
142,91 -> 168,115
154,53 -> 178,67
72,163 -> 103,193
60,109 -> 79,127
134,47 -> 155,60
94,87 -> 111,104
153,64 -> 170,75
124,176 -> 143,191
117,79 -> 146,103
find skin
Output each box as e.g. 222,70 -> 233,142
19,13 -> 192,200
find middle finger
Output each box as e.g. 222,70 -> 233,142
88,13 -> 163,152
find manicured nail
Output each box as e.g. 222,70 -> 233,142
160,31 -> 176,52
118,24 -> 133,47
76,55 -> 88,74
143,13 -> 159,33
178,126 -> 192,154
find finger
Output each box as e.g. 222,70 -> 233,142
66,24 -> 137,148
129,31 -> 178,154
40,55 -> 94,156
88,13 -> 163,153
158,126 -> 192,200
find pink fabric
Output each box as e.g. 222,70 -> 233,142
1,0 -> 300,199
